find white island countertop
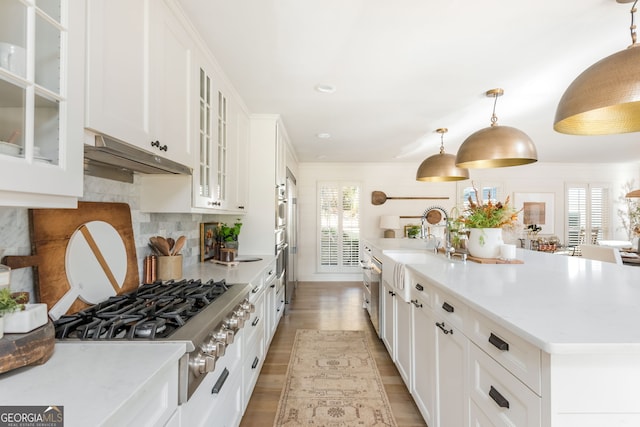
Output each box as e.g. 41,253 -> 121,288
366,238 -> 640,354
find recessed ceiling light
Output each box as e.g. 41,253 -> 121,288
315,84 -> 336,94
316,133 -> 331,139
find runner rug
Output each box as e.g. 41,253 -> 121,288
273,329 -> 398,427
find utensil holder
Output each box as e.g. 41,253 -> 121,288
157,255 -> 182,281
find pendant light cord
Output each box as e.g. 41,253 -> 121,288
439,132 -> 445,154
490,94 -> 499,127
630,0 -> 638,45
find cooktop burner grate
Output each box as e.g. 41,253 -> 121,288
54,278 -> 231,340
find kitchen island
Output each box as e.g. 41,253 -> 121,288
366,237 -> 640,427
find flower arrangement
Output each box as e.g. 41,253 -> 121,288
458,185 -> 520,229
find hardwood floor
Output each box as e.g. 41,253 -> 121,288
240,281 -> 427,427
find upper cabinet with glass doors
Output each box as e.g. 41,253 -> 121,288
0,0 -> 85,207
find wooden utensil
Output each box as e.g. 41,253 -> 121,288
167,237 -> 175,253
171,235 -> 186,256
153,236 -> 171,256
371,190 -> 449,205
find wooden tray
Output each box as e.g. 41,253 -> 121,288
211,259 -> 240,267
467,255 -> 524,264
0,321 -> 55,374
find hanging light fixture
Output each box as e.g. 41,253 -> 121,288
626,189 -> 640,197
554,0 -> 640,135
455,88 -> 538,168
416,128 -> 469,182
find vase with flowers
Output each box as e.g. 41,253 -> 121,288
458,185 -> 520,258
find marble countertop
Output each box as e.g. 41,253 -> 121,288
182,254 -> 276,285
365,238 -> 640,354
0,342 -> 186,426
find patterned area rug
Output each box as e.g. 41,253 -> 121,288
273,329 -> 398,427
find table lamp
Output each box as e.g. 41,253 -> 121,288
380,215 -> 400,238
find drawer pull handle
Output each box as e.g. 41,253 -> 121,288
252,317 -> 260,327
436,322 -> 453,334
442,302 -> 454,313
252,357 -> 260,369
252,286 -> 261,294
489,385 -> 510,408
388,290 -> 396,296
211,368 -> 229,394
411,299 -> 423,308
489,333 -> 510,351
415,283 -> 424,291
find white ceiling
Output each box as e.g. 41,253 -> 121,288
177,0 -> 640,164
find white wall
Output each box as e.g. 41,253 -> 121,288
297,161 -> 640,282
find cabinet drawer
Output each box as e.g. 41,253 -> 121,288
263,260 -> 277,287
467,309 -> 541,395
469,344 -> 541,427
245,295 -> 265,348
408,270 -> 434,308
433,288 -> 466,330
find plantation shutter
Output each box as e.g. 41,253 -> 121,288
566,183 -> 610,249
318,182 -> 361,272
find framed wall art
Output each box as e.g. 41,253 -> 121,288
200,222 -> 219,262
514,193 -> 555,234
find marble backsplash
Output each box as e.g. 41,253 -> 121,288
0,175 -> 229,300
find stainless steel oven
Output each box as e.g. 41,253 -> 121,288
361,244 -> 381,337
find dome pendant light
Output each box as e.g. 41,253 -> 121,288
554,0 -> 640,135
416,128 -> 469,182
456,88 -> 538,168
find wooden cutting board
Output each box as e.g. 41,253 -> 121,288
3,202 -> 140,317
467,255 -> 524,264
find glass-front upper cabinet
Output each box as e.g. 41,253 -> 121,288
0,0 -> 61,163
0,0 -> 84,206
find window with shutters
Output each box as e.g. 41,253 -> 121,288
459,182 -> 503,210
318,182 -> 361,272
566,183 -> 610,249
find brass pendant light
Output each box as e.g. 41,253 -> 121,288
455,88 -> 538,168
554,0 -> 640,135
416,128 -> 469,182
626,189 -> 640,197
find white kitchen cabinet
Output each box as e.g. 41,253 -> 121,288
409,270 -> 468,427
85,0 -> 193,167
434,309 -> 468,427
263,259 -> 279,347
139,52 -> 250,214
241,115 -> 291,254
243,280 -> 266,413
395,294 -> 412,388
411,283 -> 437,427
381,279 -> 396,357
0,0 -> 85,207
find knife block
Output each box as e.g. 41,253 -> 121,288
157,255 -> 183,281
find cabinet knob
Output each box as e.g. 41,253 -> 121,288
436,321 -> 453,335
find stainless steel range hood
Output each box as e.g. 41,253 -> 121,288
84,135 -> 192,183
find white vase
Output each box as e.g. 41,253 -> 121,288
467,228 -> 503,259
